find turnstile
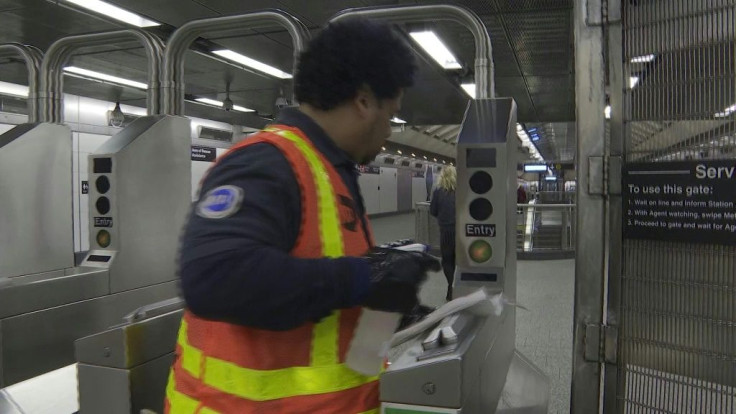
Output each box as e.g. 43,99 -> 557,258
75,298 -> 184,414
380,292 -> 548,413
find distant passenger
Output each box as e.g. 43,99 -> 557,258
430,166 -> 456,301
165,17 -> 439,414
517,184 -> 528,204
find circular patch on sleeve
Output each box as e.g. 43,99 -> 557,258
196,185 -> 244,219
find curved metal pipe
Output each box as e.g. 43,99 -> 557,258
163,9 -> 310,115
0,43 -> 44,123
40,29 -> 165,123
330,4 -> 495,99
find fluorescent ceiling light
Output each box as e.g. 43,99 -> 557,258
630,76 -> 639,88
605,105 -> 611,119
212,50 -> 292,79
461,83 -> 476,99
381,146 -> 386,151
391,117 -> 406,124
195,97 -> 255,112
715,103 -> 736,118
233,105 -> 253,113
545,175 -> 558,181
409,31 -> 462,70
397,150 -> 403,155
64,66 -> 147,89
524,164 -> 548,172
0,81 -> 29,97
631,54 -> 656,63
411,153 -> 416,157
62,0 -> 159,27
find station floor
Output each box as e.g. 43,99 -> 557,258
371,212 -> 575,414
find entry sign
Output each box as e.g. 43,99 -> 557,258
623,161 -> 736,245
81,181 -> 89,194
465,223 -> 496,237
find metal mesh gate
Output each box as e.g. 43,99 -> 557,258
619,1 -> 736,412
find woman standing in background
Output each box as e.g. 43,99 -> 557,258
430,166 -> 456,301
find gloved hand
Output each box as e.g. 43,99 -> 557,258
397,304 -> 436,331
361,248 -> 440,313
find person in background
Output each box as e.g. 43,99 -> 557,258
517,183 -> 528,204
430,166 -> 456,301
165,18 -> 439,414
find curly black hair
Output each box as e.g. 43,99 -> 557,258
294,17 -> 417,110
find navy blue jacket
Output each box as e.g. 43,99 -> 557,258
179,108 -> 372,331
430,188 -> 456,233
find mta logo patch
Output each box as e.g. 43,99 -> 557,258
196,185 -> 244,219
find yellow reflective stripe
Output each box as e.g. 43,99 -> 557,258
311,311 -> 339,366
179,322 -> 378,400
265,127 -> 344,257
178,319 -> 202,378
203,357 -> 378,401
166,370 -> 220,414
358,409 -> 380,414
264,128 -> 343,367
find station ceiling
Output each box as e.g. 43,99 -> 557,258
0,0 -> 577,162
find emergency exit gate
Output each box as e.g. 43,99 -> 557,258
573,0 -> 736,412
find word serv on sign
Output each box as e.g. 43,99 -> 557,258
623,161 -> 736,245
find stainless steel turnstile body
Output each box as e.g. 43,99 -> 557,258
0,116 -> 190,387
75,299 -> 184,414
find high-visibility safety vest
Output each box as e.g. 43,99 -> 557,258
165,125 -> 380,414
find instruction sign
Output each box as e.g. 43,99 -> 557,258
191,146 -> 216,162
623,161 -> 736,244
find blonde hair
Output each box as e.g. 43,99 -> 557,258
438,166 -> 456,191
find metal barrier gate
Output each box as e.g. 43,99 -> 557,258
616,1 -> 736,412
573,1 -> 736,412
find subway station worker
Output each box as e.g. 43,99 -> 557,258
165,18 -> 440,414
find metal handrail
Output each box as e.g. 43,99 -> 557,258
0,43 -> 44,123
40,29 -> 165,123
517,203 -> 576,252
162,9 -> 310,115
329,4 -> 495,99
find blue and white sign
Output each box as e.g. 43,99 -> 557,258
196,185 -> 244,219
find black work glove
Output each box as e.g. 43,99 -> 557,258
397,304 -> 436,331
361,248 -> 440,313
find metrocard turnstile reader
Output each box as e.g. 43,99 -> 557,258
379,99 -> 549,413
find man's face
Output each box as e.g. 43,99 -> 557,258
357,90 -> 403,164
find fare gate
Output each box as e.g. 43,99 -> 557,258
573,1 -> 736,413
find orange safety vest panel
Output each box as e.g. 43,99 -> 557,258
165,125 -> 379,414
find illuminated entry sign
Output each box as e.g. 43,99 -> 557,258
465,223 -> 496,237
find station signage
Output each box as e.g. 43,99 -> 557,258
358,165 -> 380,174
623,161 -> 736,245
191,145 -> 216,162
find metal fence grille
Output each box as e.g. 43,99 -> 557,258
620,1 -> 736,412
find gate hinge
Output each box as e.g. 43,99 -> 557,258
588,155 -> 622,196
584,324 -> 618,364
